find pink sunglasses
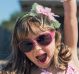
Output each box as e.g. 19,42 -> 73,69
18,31 -> 55,52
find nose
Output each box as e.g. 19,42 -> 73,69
34,41 -> 42,51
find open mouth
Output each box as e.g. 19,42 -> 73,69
36,53 -> 47,63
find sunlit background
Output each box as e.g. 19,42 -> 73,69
0,0 -> 79,64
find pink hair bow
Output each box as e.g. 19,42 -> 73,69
36,5 -> 58,21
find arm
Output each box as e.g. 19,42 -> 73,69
63,0 -> 79,65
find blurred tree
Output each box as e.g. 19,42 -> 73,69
0,11 -> 26,59
1,11 -> 26,32
0,27 -> 11,59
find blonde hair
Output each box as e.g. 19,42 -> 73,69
16,16 -> 72,70
54,31 -> 72,70
2,16 -> 72,74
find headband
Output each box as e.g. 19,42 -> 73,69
20,3 -> 61,29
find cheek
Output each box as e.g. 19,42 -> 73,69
24,51 -> 34,62
45,39 -> 55,56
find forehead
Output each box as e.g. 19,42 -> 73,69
17,18 -> 55,41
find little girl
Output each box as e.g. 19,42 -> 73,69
1,0 -> 79,74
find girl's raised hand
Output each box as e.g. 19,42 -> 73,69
60,0 -> 74,2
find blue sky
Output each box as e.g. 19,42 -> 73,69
0,0 -> 21,24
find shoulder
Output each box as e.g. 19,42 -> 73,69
31,66 -> 41,74
0,71 -> 16,74
66,61 -> 79,74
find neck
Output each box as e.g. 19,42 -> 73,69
40,63 -> 66,74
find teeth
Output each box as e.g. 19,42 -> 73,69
36,53 -> 47,62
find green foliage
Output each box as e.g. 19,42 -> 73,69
1,11 -> 26,32
0,11 -> 27,59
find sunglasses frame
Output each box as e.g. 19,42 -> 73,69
18,31 -> 55,52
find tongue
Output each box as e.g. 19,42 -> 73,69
36,53 -> 47,63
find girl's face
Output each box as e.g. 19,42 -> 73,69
19,30 -> 56,68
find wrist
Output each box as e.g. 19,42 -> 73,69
60,0 -> 74,3
60,0 -> 67,2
